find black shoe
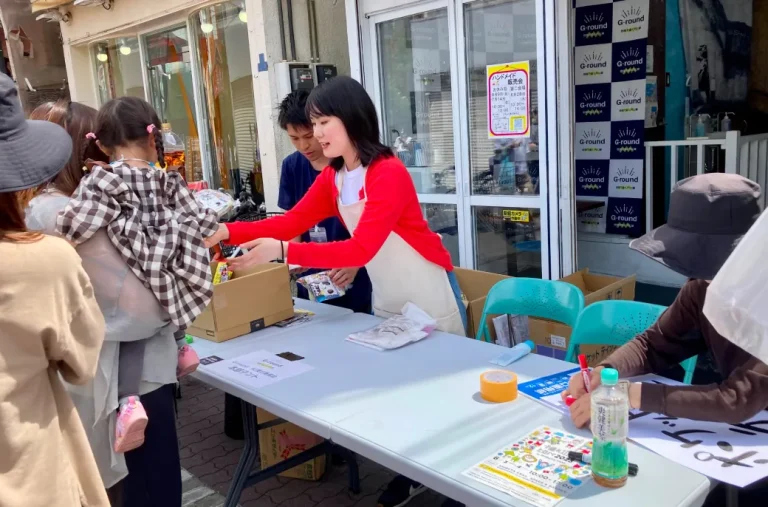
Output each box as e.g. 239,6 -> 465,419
441,500 -> 464,507
377,475 -> 426,507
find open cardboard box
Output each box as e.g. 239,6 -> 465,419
454,267 -> 636,366
188,262 -> 295,342
530,269 -> 636,366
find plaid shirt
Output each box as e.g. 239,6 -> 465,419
57,162 -> 219,328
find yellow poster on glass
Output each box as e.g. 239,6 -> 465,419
487,61 -> 530,139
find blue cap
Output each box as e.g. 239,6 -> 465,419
601,368 -> 619,386
524,340 -> 535,350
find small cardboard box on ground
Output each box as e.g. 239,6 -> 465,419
188,263 -> 294,342
256,408 -> 326,480
530,269 -> 636,366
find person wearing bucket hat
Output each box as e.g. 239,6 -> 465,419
563,173 -> 768,428
0,73 -> 110,506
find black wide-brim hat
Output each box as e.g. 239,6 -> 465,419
630,173 -> 761,280
0,74 -> 72,193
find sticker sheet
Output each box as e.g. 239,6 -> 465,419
463,426 -> 593,507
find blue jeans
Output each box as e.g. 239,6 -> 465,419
447,270 -> 468,335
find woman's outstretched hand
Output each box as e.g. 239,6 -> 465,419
227,238 -> 284,272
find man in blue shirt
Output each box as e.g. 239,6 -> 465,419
277,90 -> 372,314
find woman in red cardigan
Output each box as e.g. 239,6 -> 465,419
206,76 -> 466,337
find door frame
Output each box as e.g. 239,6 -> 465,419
355,0 -> 564,279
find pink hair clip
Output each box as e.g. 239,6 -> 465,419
85,132 -> 97,140
147,124 -> 157,134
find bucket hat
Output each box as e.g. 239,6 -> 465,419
630,173 -> 761,280
0,73 -> 72,193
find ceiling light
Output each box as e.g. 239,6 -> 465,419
119,45 -> 131,55
239,9 -> 247,23
200,22 -> 214,34
97,52 -> 108,62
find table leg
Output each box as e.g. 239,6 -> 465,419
332,445 -> 361,494
224,401 -> 259,507
725,485 -> 739,507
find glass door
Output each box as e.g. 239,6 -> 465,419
368,1 -> 464,265
365,0 -> 556,277
143,26 -> 208,183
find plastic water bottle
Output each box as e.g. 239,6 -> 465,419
590,368 -> 629,488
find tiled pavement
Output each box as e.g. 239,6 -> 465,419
177,376 -> 449,507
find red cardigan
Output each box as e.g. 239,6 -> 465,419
227,156 -> 453,271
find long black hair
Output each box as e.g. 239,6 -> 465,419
91,96 -> 165,166
305,76 -> 392,171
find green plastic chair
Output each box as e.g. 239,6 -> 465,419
565,300 -> 698,385
476,278 -> 585,343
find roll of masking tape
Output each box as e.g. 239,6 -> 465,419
480,370 -> 518,403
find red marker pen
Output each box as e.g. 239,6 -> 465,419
578,354 -> 591,393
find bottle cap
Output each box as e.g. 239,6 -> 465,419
523,340 -> 534,350
601,368 -> 619,386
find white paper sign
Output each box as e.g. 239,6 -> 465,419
201,350 -> 313,390
612,0 -> 650,43
611,79 -> 645,122
608,159 -> 644,199
487,61 -> 531,139
574,44 -> 612,85
522,372 -> 768,487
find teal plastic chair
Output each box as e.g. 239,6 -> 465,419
476,278 -> 585,343
565,300 -> 698,385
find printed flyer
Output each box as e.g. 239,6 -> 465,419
463,426 -> 593,507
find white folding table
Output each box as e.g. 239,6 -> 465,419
190,310 -> 712,507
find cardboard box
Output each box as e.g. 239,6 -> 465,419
188,263 -> 294,342
256,408 -> 326,480
453,267 -> 510,339
530,269 -> 636,366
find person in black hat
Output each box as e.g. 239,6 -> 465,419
563,173 -> 767,425
0,73 -> 109,506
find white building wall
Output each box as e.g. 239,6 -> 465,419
55,0 -> 350,212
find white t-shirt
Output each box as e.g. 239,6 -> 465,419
341,166 -> 365,205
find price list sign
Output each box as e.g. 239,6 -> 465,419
487,61 -> 530,139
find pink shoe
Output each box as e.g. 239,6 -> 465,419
114,397 -> 148,453
177,344 -> 200,377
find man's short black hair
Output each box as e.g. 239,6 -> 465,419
278,90 -> 311,130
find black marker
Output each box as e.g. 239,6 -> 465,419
567,451 -> 638,477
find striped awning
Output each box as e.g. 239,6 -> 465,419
30,1 -> 72,13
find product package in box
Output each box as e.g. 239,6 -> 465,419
453,267 -> 510,339
529,269 -> 636,366
188,263 -> 294,342
256,408 -> 326,480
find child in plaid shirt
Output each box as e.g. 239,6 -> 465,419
58,97 -> 218,453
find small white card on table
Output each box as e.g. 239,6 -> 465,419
201,350 -> 313,390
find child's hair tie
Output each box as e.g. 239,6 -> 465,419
85,132 -> 97,140
147,124 -> 157,134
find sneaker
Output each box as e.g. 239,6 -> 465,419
377,476 -> 426,507
177,344 -> 200,377
114,396 -> 148,453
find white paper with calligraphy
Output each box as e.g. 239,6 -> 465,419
487,61 -> 531,139
200,350 -> 313,391
463,426 -> 593,507
522,371 -> 768,486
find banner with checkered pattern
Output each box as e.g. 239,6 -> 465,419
573,0 -> 649,237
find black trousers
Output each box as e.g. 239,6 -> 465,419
108,383 -> 182,507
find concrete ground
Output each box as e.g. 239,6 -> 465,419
177,376 -> 448,507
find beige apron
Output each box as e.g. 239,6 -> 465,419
336,170 -> 465,336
